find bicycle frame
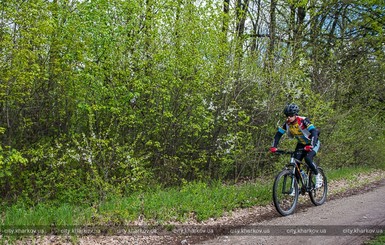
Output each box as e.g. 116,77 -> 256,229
280,150 -> 312,193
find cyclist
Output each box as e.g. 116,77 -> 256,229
270,103 -> 323,188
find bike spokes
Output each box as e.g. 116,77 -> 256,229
309,168 -> 327,206
273,170 -> 298,216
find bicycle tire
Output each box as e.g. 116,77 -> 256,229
273,169 -> 299,216
308,167 -> 327,206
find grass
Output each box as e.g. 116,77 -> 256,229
1,165 -> 384,229
365,234 -> 385,245
326,165 -> 374,181
2,202 -> 93,227
0,180 -> 274,228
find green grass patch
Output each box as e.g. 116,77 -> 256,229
1,165 -> 384,228
95,180 -> 273,223
326,165 -> 375,181
365,233 -> 385,245
1,202 -> 94,228
1,179 -> 273,227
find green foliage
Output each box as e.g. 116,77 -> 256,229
321,108 -> 385,169
0,129 -> 28,199
14,134 -> 153,205
0,146 -> 27,178
0,0 -> 384,207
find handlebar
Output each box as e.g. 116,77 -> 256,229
272,148 -> 305,155
275,150 -> 294,155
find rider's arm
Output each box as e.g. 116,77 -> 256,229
303,118 -> 319,147
272,125 -> 286,148
309,128 -> 319,147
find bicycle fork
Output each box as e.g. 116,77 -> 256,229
288,156 -> 297,194
289,156 -> 307,194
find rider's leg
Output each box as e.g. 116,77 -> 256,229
294,144 -> 305,161
305,147 -> 323,188
304,140 -> 321,175
294,144 -> 306,176
304,151 -> 319,175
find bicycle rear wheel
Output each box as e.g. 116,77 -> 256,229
309,167 -> 327,206
273,169 -> 299,216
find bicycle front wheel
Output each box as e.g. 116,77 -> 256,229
309,167 -> 327,206
273,169 -> 299,216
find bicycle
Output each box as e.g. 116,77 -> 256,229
272,149 -> 327,216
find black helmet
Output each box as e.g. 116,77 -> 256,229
283,103 -> 300,116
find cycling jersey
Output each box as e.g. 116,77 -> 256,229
273,116 -> 320,150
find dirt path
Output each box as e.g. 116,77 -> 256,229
198,181 -> 385,245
